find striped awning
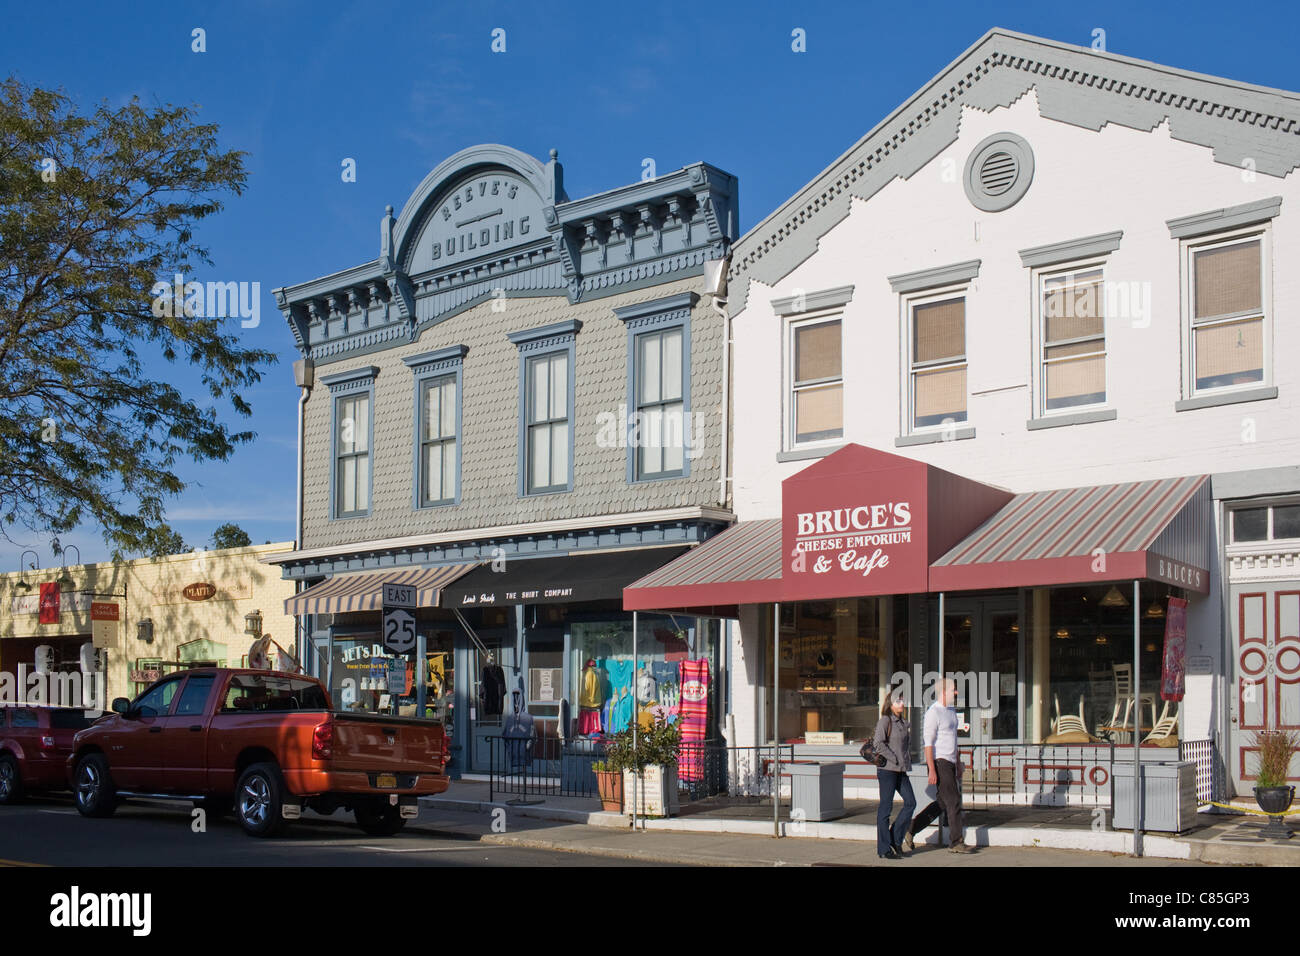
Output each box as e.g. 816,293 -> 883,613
285,563 -> 478,616
930,474 -> 1211,593
623,519 -> 782,614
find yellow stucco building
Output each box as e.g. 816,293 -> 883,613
0,542 -> 297,704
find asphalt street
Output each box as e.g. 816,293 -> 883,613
0,794 -> 676,867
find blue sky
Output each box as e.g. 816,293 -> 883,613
2,0 -> 1296,573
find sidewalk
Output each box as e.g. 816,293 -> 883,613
419,779 -> 1300,866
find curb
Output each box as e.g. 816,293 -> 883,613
420,796 -> 1299,865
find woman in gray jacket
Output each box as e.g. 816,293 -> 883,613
873,691 -> 915,859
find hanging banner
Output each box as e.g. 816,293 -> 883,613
38,583 -> 61,624
678,659 -> 709,782
1161,597 -> 1188,701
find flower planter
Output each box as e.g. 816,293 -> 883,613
623,764 -> 680,818
595,771 -> 623,812
1253,785 -> 1294,815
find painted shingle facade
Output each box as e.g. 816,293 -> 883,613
274,145 -> 738,575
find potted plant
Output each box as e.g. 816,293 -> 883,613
591,759 -> 624,812
1251,729 -> 1298,824
617,712 -> 682,818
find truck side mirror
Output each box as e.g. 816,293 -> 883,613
111,698 -> 130,715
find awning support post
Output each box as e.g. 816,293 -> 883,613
632,610 -> 639,833
1132,579 -> 1144,858
773,601 -> 781,839
938,591 -> 946,679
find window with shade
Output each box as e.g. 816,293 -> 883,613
419,374 -> 458,506
334,393 -> 370,516
790,317 -> 843,444
635,326 -> 685,479
1040,266 -> 1106,412
1189,234 -> 1265,392
910,296 -> 967,428
525,351 -> 570,494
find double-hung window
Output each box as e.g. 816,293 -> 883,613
1040,266 -> 1106,411
320,365 -> 378,520
526,352 -> 569,494
404,346 -> 466,509
615,291 -> 695,480
908,294 -> 967,429
420,376 -> 457,505
335,394 -> 370,515
1188,233 -> 1265,392
790,317 -> 843,444
634,326 -> 685,478
508,320 -> 580,497
1167,196 -> 1279,409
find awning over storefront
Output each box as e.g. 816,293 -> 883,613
623,519 -> 782,614
930,474 -> 1212,594
285,563 -> 477,616
439,546 -> 690,608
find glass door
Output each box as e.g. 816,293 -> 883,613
931,598 -> 1022,745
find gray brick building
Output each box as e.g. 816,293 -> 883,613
269,145 -> 738,772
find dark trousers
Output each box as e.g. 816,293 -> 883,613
876,769 -> 916,855
910,759 -> 963,845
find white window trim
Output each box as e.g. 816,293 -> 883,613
1030,258 -> 1111,419
900,283 -> 970,436
783,306 -> 845,452
1225,495 -> 1300,550
1180,224 -> 1271,400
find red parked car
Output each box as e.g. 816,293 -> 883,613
68,668 -> 450,837
0,705 -> 94,803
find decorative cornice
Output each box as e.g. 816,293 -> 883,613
318,366 -> 379,394
403,345 -> 468,377
770,284 -> 855,317
887,259 -> 981,294
728,28 -> 1300,315
613,291 -> 698,323
1166,195 -> 1282,239
1019,230 -> 1124,268
507,319 -> 582,352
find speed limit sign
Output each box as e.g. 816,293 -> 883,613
382,582 -> 417,654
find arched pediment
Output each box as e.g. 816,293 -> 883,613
392,144 -> 562,275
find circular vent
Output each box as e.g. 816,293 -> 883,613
963,134 -> 1034,212
979,152 -> 1018,195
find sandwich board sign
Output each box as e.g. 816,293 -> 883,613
382,583 -> 416,654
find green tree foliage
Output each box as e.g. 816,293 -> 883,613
210,522 -> 251,550
0,78 -> 276,557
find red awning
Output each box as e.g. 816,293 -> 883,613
622,519 -> 781,614
929,474 -> 1211,593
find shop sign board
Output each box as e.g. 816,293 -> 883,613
382,582 -> 416,654
782,447 -> 929,601
11,591 -> 95,616
130,668 -> 161,684
781,444 -> 1013,602
386,658 -> 407,695
38,583 -> 61,623
183,582 -> 217,601
91,603 -> 120,648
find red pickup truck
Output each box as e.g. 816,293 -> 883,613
0,706 -> 93,803
68,668 -> 449,837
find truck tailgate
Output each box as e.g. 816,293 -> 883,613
328,714 -> 444,774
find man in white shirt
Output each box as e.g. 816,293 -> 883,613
908,677 -> 970,853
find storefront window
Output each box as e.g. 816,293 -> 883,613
329,634 -> 409,716
1038,583 -> 1179,742
766,596 -> 903,744
568,614 -> 720,741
